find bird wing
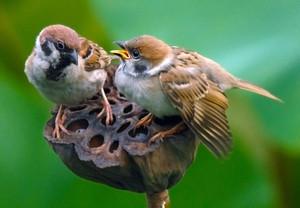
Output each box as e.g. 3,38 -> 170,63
159,66 -> 232,157
79,37 -> 111,71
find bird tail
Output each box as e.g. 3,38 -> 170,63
235,79 -> 282,102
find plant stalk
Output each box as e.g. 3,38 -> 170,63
146,190 -> 170,208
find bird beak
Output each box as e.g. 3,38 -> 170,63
110,49 -> 130,60
111,40 -> 131,60
68,50 -> 78,65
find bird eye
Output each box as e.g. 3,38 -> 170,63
56,41 -> 65,50
131,48 -> 140,59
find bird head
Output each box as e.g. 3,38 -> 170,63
35,25 -> 80,80
111,35 -> 173,77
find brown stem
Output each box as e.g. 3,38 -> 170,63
146,190 -> 170,208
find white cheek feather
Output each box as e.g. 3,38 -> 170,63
25,54 -> 49,86
146,55 -> 174,76
32,55 -> 50,71
25,61 -> 44,85
27,36 -> 60,84
35,34 -> 60,67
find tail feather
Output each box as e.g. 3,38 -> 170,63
235,79 -> 282,102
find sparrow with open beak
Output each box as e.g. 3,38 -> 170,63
111,35 -> 281,157
25,24 -> 113,138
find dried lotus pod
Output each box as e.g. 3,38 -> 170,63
44,65 -> 200,208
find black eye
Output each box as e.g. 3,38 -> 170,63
56,41 -> 65,50
131,48 -> 140,59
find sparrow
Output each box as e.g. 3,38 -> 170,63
111,35 -> 281,157
25,24 -> 112,138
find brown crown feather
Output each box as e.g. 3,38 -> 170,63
127,35 -> 172,66
39,24 -> 80,50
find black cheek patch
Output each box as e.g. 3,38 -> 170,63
41,41 -> 52,56
134,63 -> 147,73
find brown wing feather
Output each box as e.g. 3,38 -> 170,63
160,67 -> 231,157
79,37 -> 111,71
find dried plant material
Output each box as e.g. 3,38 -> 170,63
44,65 -> 199,206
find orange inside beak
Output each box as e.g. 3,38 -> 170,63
110,49 -> 130,60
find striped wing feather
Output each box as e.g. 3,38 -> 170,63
160,67 -> 232,157
79,37 -> 111,71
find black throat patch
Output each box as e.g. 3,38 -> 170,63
134,62 -> 147,73
46,56 -> 71,81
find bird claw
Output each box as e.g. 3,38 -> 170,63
148,122 -> 186,145
96,108 -> 104,118
52,125 -> 70,139
52,125 -> 61,139
52,105 -> 69,139
134,113 -> 153,133
59,124 -> 71,135
105,107 -> 113,125
97,100 -> 113,125
148,132 -> 166,145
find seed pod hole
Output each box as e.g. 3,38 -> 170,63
104,87 -> 111,94
123,104 -> 133,114
89,134 -> 105,148
89,108 -> 102,115
109,141 -> 119,153
128,126 -> 148,138
108,99 -> 116,105
118,92 -> 126,98
116,121 -> 131,133
67,119 -> 89,132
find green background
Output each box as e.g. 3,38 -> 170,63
0,0 -> 299,207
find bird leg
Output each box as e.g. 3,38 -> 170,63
148,121 -> 186,144
52,105 -> 70,138
59,111 -> 71,135
134,113 -> 154,130
97,87 -> 113,125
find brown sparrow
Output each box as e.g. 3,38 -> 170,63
25,24 -> 112,138
111,35 -> 281,157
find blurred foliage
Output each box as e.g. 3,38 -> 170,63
0,0 -> 299,207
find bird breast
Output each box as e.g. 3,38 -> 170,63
26,56 -> 105,105
115,70 -> 178,118
42,69 -> 104,105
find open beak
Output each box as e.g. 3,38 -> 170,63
110,40 -> 130,60
110,49 -> 130,60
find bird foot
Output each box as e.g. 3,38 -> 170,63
97,100 -> 113,125
134,113 -> 153,131
52,124 -> 61,139
52,105 -> 70,138
148,122 -> 186,144
148,132 -> 166,144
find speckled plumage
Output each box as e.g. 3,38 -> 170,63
113,35 -> 280,157
25,24 -> 113,138
25,24 -> 111,105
